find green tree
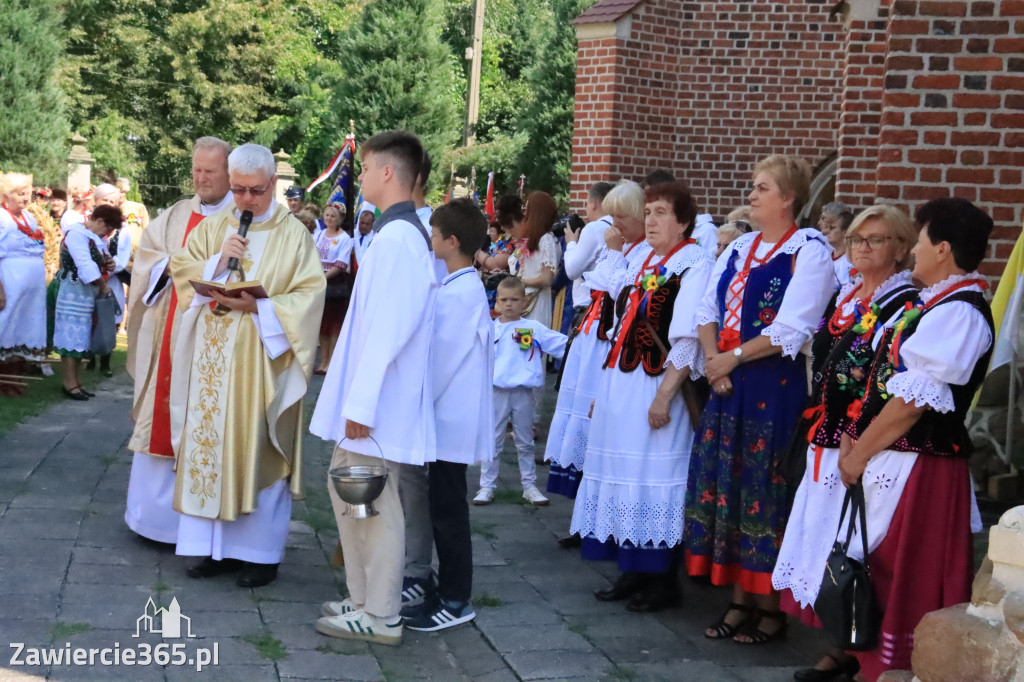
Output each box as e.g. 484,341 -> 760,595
516,0 -> 594,203
325,0 -> 465,196
0,0 -> 69,182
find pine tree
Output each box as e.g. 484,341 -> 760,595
328,0 -> 464,186
516,0 -> 594,203
0,0 -> 69,182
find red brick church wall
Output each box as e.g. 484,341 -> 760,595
571,0 -> 847,217
572,0 -> 1024,277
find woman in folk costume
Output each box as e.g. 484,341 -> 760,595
771,205 -> 918,682
546,181 -> 648,498
313,202 -> 354,375
682,155 -> 835,643
0,173 -> 48,395
836,198 -> 993,681
60,186 -> 94,233
570,181 -> 713,612
51,205 -> 121,399
508,191 -> 561,327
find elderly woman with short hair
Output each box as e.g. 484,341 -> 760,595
683,155 -> 835,644
546,180 -> 647,499
570,181 -> 713,612
0,172 -> 49,394
836,198 -> 993,681
772,204 -> 919,682
819,201 -> 856,287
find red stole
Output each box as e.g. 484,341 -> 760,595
148,211 -> 205,457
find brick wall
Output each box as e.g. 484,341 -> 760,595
570,0 -> 847,218
871,0 -> 1024,278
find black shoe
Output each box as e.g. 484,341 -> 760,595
237,562 -> 278,587
187,557 -> 243,579
62,386 -> 89,401
78,386 -> 95,397
625,584 -> 682,612
594,572 -> 647,602
557,534 -> 582,549
793,653 -> 860,682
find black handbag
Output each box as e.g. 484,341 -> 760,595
813,483 -> 880,651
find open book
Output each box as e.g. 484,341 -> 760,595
189,279 -> 268,300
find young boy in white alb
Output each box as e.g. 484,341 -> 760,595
400,199 -> 494,632
475,277 -> 567,506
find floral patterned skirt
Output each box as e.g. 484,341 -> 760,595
682,354 -> 807,595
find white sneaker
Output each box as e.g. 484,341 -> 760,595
320,597 -> 357,617
472,488 -> 494,505
316,609 -> 403,646
523,486 -> 549,506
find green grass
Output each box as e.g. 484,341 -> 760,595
0,347 -> 127,435
493,489 -> 528,505
472,592 -> 505,608
240,631 -> 288,661
49,622 -> 91,640
150,579 -> 170,594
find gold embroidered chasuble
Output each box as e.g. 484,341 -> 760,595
167,204 -> 325,521
127,195 -> 204,453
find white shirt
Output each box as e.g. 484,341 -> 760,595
696,228 -> 834,358
833,253 -> 853,288
199,192 -> 233,217
432,267 -> 494,463
564,214 -> 613,306
110,227 -> 133,275
60,208 -> 85,234
693,214 -> 718,260
63,223 -> 105,283
352,230 -> 374,266
416,205 -> 448,283
492,317 -> 567,389
310,212 -> 438,464
313,228 -> 354,270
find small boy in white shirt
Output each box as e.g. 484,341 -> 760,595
474,277 -> 567,507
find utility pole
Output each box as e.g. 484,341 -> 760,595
463,0 -> 485,146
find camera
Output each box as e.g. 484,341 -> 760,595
551,213 -> 585,238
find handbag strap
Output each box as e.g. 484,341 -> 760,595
835,483 -> 872,573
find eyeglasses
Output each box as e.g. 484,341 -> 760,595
229,181 -> 273,197
846,235 -> 897,249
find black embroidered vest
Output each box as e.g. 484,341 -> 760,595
846,290 -> 994,458
609,271 -> 682,376
808,283 -> 918,448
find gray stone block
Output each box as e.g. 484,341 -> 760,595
277,650 -> 383,681
483,624 -> 594,654
503,649 -> 612,681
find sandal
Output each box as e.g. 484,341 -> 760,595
704,602 -> 754,640
77,385 -> 96,397
734,608 -> 788,645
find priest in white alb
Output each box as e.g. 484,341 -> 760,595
310,131 -> 437,646
124,137 -> 234,545
168,143 -> 325,588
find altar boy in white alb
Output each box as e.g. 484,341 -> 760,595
310,131 -> 438,646
474,277 -> 567,507
401,200 -> 494,632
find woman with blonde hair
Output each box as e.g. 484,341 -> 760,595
0,172 -> 48,394
546,180 -> 647,499
683,154 -> 835,643
772,204 -> 918,682
60,186 -> 94,233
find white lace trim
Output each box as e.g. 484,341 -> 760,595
583,249 -> 628,293
838,270 -> 916,315
625,242 -> 709,282
920,270 -> 985,305
761,321 -> 805,359
668,338 -> 704,377
569,483 -> 685,548
538,232 -> 560,270
695,308 -> 718,327
886,368 -> 955,413
728,227 -> 829,261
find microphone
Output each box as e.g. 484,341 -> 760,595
228,210 -> 253,271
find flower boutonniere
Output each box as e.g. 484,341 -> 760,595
851,302 -> 880,336
513,328 -> 533,351
641,265 -> 667,292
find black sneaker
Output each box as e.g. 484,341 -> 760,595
400,571 -> 436,609
404,600 -> 476,632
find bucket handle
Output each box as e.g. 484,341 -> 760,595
338,435 -> 387,468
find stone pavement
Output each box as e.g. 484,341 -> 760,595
0,372 -> 830,682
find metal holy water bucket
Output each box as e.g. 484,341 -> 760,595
328,437 -> 389,519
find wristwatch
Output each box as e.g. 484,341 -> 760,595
733,347 -> 744,363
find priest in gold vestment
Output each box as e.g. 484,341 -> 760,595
124,137 -> 234,545
168,143 -> 325,588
